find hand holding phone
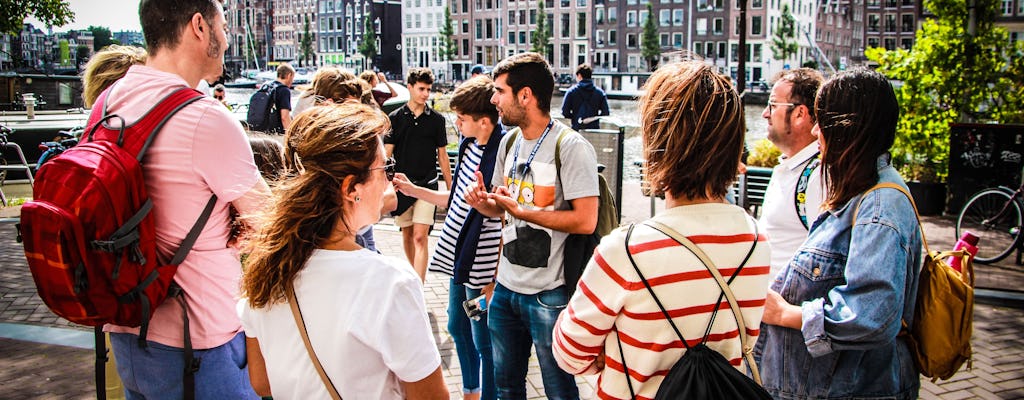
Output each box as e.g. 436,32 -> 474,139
463,294 -> 487,321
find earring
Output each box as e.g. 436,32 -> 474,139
355,196 -> 361,202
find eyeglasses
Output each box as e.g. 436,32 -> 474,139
213,95 -> 225,100
766,101 -> 800,114
371,157 -> 396,181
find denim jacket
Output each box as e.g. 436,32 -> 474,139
757,155 -> 923,400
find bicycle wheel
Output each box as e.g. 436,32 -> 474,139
957,189 -> 1023,264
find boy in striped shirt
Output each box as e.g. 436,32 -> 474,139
392,75 -> 505,400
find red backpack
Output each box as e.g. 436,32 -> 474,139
19,86 -> 212,399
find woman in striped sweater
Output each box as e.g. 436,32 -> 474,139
552,60 -> 772,399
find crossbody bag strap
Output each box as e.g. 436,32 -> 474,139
643,219 -> 764,386
287,284 -> 342,400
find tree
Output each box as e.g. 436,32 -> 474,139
641,2 -> 660,71
75,44 -> 89,64
530,0 -> 550,57
438,6 -> 457,78
300,15 -> 314,67
0,0 -> 73,35
357,15 -> 378,70
770,3 -> 798,63
866,0 -> 1024,182
87,26 -> 118,52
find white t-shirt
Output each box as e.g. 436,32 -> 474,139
759,143 -> 825,277
238,249 -> 441,400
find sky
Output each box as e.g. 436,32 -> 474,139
25,0 -> 143,33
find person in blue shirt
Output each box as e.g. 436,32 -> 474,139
560,64 -> 609,131
757,69 -> 923,399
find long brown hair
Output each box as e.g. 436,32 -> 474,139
816,69 -> 898,209
638,61 -> 744,200
242,103 -> 390,308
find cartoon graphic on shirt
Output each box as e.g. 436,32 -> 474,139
505,163 -> 555,209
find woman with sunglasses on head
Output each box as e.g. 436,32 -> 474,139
757,69 -> 922,399
286,66 -> 396,253
237,103 -> 447,399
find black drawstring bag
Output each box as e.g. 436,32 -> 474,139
616,221 -> 772,400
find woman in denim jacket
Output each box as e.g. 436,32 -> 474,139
757,69 -> 923,399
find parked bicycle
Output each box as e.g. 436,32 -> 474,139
956,181 -> 1024,264
36,127 -> 82,167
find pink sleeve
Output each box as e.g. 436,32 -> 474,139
191,105 -> 261,203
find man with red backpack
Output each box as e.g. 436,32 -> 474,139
99,1 -> 269,397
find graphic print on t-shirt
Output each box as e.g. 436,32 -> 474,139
503,162 -> 556,268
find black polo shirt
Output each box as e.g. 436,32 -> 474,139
386,104 -> 448,182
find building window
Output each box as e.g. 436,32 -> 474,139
901,14 -> 914,32
608,29 -> 617,45
660,33 -> 669,46
884,38 -> 896,50
509,11 -> 516,25
752,16 -> 761,35
868,14 -> 879,32
596,7 -> 605,24
597,29 -> 605,45
561,43 -> 570,67
1002,0 -> 1013,15
752,0 -> 762,7
868,37 -> 880,48
718,41 -> 726,58
475,19 -> 482,39
640,10 -> 649,25
509,31 -> 516,44
577,13 -> 587,37
713,17 -> 723,34
885,14 -> 896,32
627,33 -> 637,48
627,10 -> 637,27
753,43 -> 762,62
901,38 -> 913,49
673,32 -> 683,48
609,7 -> 617,22
696,18 -> 707,35
731,43 -> 739,62
695,42 -> 704,55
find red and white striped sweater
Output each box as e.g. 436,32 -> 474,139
553,203 -> 771,400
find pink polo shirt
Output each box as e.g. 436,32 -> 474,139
104,65 -> 261,349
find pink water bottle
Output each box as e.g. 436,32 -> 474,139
948,232 -> 979,272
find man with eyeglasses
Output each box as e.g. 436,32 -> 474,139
759,68 -> 825,278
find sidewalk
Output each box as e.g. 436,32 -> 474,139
1,183 -> 1023,399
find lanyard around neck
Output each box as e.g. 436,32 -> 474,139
510,120 -> 554,184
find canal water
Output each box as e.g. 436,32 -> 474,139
225,88 -> 769,183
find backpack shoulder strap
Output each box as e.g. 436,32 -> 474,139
794,152 -> 821,230
853,182 -> 929,253
642,218 -> 764,385
85,87 -> 205,161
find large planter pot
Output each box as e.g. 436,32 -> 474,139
906,181 -> 947,216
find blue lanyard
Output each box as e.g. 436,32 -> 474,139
509,120 -> 554,184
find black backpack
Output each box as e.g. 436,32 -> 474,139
617,221 -> 771,400
246,81 -> 280,132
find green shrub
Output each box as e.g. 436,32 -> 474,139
746,138 -> 781,168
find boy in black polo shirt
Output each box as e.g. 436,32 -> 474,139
386,68 -> 452,281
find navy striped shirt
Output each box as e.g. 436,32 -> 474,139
428,142 -> 502,288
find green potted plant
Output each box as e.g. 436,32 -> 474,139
867,0 -> 1024,215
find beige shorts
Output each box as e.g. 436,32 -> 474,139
395,199 -> 437,228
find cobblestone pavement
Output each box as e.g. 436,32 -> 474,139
1,183 -> 1023,399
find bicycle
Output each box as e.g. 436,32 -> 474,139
0,124 -> 36,207
956,182 -> 1024,264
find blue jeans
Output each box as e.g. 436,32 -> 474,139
488,283 -> 579,400
448,279 -> 496,400
110,331 -> 258,400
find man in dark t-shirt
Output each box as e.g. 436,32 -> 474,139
267,63 -> 294,134
385,68 -> 452,281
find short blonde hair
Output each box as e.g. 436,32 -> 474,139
81,45 -> 147,107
